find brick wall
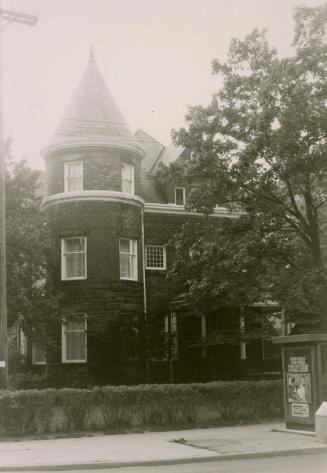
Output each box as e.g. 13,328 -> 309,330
46,200 -> 143,282
45,147 -> 142,196
44,199 -> 145,386
45,279 -> 144,386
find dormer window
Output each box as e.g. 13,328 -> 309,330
175,187 -> 185,206
64,161 -> 83,192
122,163 -> 135,195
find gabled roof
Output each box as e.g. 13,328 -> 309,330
153,142 -> 185,169
43,50 -> 143,158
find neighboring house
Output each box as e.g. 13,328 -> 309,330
26,51 -> 283,386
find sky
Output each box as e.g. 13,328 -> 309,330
2,0 -> 325,169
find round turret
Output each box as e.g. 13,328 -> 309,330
42,51 -> 145,386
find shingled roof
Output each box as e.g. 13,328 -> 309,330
154,142 -> 185,168
135,129 -> 165,203
43,49 -> 143,157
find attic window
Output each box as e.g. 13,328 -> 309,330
64,161 -> 83,192
175,187 -> 185,206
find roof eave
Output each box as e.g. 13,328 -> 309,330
41,137 -> 145,159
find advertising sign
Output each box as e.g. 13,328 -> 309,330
291,403 -> 309,417
284,347 -> 314,424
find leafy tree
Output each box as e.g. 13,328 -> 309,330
5,150 -> 78,376
156,4 -> 327,333
5,151 -> 47,329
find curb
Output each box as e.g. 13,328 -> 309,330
0,445 -> 327,471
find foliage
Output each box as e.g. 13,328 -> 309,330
0,380 -> 283,435
156,4 -> 327,332
8,372 -> 49,390
168,217 -> 278,309
5,151 -> 84,368
5,151 -> 46,329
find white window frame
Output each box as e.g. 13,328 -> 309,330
121,162 -> 135,195
32,342 -> 46,365
145,245 -> 166,270
119,238 -> 138,281
62,316 -> 87,363
61,237 -> 87,281
175,187 -> 185,206
64,160 -> 83,192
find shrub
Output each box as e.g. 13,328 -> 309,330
8,372 -> 49,390
0,380 -> 283,436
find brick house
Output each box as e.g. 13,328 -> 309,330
28,51 -> 282,386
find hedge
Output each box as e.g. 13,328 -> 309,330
0,380 -> 283,436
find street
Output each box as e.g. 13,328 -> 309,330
107,454 -> 327,472
7,453 -> 327,473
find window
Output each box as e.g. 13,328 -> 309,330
119,238 -> 137,280
175,187 -> 185,206
146,245 -> 166,270
32,343 -> 46,365
164,313 -> 178,359
18,327 -> 27,357
61,237 -> 87,280
64,161 -> 83,192
62,317 -> 87,363
121,163 -> 135,195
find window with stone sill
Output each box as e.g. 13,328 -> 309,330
119,238 -> 137,281
61,237 -> 87,280
62,316 -> 87,363
64,160 -> 83,192
121,162 -> 135,195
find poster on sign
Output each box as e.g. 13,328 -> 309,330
287,373 -> 312,403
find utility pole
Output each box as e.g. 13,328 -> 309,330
0,0 -> 38,389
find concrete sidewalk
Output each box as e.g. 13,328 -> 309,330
0,422 -> 326,471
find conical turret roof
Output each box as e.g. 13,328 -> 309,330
43,49 -> 143,157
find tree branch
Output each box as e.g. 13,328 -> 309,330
284,214 -> 312,247
284,177 -> 311,232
